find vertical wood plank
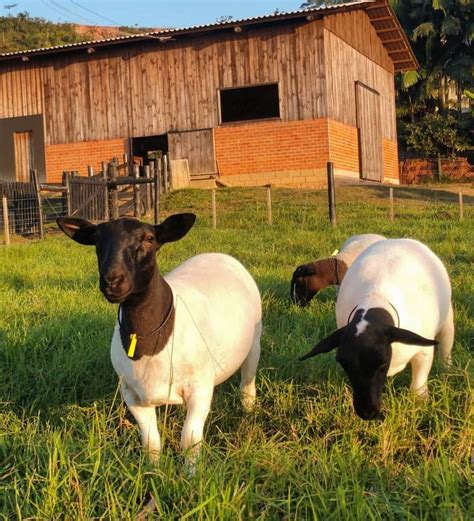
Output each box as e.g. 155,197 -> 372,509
2,195 -> 10,246
389,187 -> 394,223
133,164 -> 141,218
212,189 -> 217,229
266,187 -> 273,226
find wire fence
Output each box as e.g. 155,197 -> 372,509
0,173 -> 471,245
154,183 -> 471,233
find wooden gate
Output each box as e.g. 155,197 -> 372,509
14,131 -> 35,182
355,82 -> 383,182
69,176 -> 108,221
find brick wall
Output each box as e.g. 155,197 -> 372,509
328,119 -> 359,175
328,119 -> 400,182
400,157 -> 473,184
382,138 -> 399,181
214,119 -> 330,187
45,138 -> 127,183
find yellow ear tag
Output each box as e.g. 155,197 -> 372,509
331,249 -> 339,256
128,333 -> 138,358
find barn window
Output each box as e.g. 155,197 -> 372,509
219,83 -> 280,123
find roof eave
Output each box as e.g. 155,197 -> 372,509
0,1 -> 376,62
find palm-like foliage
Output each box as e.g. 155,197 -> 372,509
392,0 -> 473,157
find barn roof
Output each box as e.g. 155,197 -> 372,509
0,0 -> 417,71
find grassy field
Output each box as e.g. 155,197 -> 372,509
0,185 -> 472,520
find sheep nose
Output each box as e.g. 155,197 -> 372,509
104,273 -> 124,288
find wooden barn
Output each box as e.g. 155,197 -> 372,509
0,0 -> 417,187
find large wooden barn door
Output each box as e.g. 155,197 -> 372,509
355,82 -> 383,182
168,129 -> 217,176
14,131 -> 35,182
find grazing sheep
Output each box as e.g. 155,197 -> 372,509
57,214 -> 262,463
291,234 -> 385,306
299,238 -> 454,420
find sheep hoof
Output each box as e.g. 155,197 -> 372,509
241,393 -> 256,412
412,387 -> 429,401
147,449 -> 161,463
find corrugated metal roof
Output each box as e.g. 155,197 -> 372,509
0,1 -> 375,57
0,0 -> 417,71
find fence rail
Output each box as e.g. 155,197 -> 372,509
0,159 -> 470,245
0,154 -> 170,243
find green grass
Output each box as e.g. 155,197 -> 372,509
0,185 -> 472,520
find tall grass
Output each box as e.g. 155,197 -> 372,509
0,185 -> 472,519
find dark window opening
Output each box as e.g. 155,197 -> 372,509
219,84 -> 280,123
131,134 -> 168,170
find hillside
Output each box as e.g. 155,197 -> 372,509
0,12 -> 159,54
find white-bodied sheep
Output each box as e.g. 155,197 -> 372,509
299,238 -> 454,419
291,233 -> 385,306
57,214 -> 262,463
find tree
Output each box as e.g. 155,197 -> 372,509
394,0 -> 473,114
393,0 -> 473,158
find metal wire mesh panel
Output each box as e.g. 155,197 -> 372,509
0,182 -> 40,236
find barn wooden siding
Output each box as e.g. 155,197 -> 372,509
0,4 -> 408,184
324,10 -> 396,141
0,20 -> 328,146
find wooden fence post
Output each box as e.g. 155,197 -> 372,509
459,190 -> 464,221
62,171 -> 71,216
327,162 -> 336,228
144,165 -> 151,216
2,194 -> 10,246
102,163 -> 109,221
266,187 -> 273,226
163,154 -> 169,193
87,165 -> 94,177
212,189 -> 217,229
154,161 -> 161,224
31,169 -> 44,239
389,187 -> 394,223
132,164 -> 141,218
108,162 -> 119,220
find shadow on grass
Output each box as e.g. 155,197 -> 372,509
0,309 -> 117,422
0,272 -> 99,291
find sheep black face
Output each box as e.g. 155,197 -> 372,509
299,308 -> 438,420
57,214 -> 196,303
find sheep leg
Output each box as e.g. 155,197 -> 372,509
122,384 -> 161,461
181,388 -> 213,466
240,321 -> 262,411
436,302 -> 454,369
409,349 -> 434,398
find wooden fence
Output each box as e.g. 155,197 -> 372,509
0,154 -> 169,243
66,155 -> 168,222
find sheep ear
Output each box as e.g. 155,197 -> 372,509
154,213 -> 196,245
386,326 -> 438,347
57,217 -> 97,245
299,327 -> 345,361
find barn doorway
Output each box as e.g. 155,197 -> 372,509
131,134 -> 168,167
14,131 -> 35,182
0,115 -> 46,182
355,82 -> 383,182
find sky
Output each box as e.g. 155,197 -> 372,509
2,1 -> 307,28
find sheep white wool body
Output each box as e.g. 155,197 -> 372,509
291,233 -> 386,307
57,214 -> 262,466
111,252 -> 262,459
337,238 -> 454,394
337,233 -> 386,266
